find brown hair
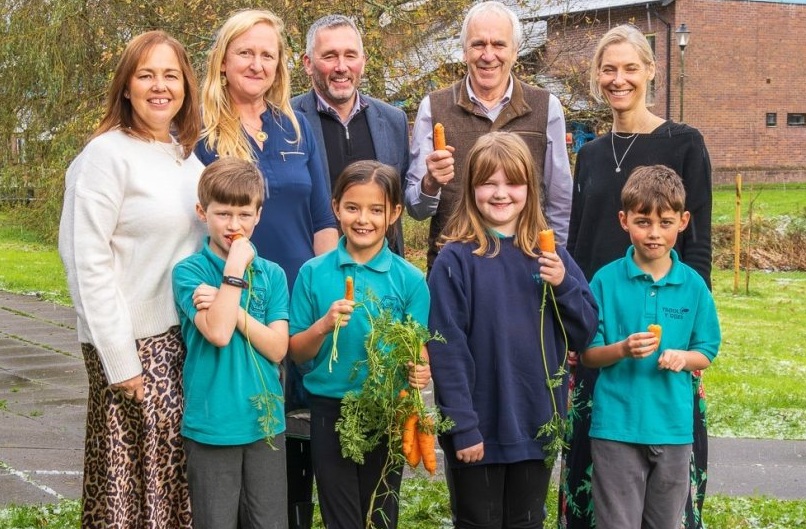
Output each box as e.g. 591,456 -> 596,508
440,131 -> 548,258
93,30 -> 200,157
200,9 -> 300,162
621,165 -> 686,215
332,160 -> 402,244
198,157 -> 266,209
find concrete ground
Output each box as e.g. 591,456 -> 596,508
1,291 -> 804,507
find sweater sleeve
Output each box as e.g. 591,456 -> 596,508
678,129 -> 713,287
58,147 -> 142,384
427,247 -> 483,451
566,150 -> 585,258
404,95 -> 440,220
542,94 -> 573,247
549,248 -> 600,353
299,113 -> 337,233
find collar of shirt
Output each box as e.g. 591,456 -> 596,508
314,90 -> 368,126
466,75 -> 514,121
335,236 -> 393,273
624,246 -> 684,286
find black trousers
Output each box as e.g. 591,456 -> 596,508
309,395 -> 402,529
449,460 -> 551,529
286,436 -> 314,529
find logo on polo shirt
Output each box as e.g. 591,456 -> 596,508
662,306 -> 691,320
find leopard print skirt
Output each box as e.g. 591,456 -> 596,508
81,326 -> 192,529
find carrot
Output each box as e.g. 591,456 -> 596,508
344,276 -> 354,301
402,414 -> 421,467
418,417 -> 437,475
648,324 -> 662,343
329,277 -> 354,372
433,123 -> 446,150
538,229 -> 555,253
227,233 -> 243,242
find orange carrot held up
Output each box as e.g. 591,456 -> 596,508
402,414 -> 422,467
433,123 -> 447,150
418,417 -> 438,475
345,276 -> 354,301
648,324 -> 662,343
538,229 -> 555,254
329,277 -> 354,372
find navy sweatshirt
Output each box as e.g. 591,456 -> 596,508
428,237 -> 598,467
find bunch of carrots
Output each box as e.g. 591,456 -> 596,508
386,121 -> 447,475
399,389 -> 438,475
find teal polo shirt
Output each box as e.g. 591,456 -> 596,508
289,237 -> 429,399
173,239 -> 288,445
586,247 -> 720,445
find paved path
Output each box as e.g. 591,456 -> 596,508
1,291 -> 805,507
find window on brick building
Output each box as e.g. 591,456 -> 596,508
766,113 -> 777,127
787,113 -> 805,127
646,34 -> 656,106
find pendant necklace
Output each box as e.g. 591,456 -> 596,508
611,131 -> 639,173
153,137 -> 182,166
243,120 -> 267,142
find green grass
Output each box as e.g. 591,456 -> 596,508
4,482 -> 806,529
704,494 -> 806,528
0,211 -> 70,305
0,499 -> 81,529
713,183 -> 806,224
708,269 -> 806,439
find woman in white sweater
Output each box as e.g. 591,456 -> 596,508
58,31 -> 204,528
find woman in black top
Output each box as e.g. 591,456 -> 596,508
559,24 -> 712,529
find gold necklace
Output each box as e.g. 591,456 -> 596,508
152,138 -> 182,166
242,120 -> 267,142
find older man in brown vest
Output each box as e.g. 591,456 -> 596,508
405,0 -> 572,270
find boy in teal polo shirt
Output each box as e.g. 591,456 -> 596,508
581,165 -> 720,529
172,158 -> 289,529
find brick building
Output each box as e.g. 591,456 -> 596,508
533,0 -> 806,184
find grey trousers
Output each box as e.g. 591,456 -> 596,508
591,439 -> 691,529
185,436 -> 288,529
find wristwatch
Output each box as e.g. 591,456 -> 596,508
222,275 -> 249,289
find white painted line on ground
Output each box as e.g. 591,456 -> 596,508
30,470 -> 83,476
0,463 -> 64,499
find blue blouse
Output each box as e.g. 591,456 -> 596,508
195,108 -> 337,291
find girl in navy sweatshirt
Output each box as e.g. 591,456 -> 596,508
427,131 -> 598,529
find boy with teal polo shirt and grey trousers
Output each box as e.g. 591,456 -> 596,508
173,157 -> 289,529
581,165 -> 720,529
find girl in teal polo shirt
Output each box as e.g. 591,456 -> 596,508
288,160 -> 431,529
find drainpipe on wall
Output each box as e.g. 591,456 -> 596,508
649,4 -> 672,120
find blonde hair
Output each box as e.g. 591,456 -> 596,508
200,9 -> 300,161
589,24 -> 655,103
94,30 -> 200,157
440,132 -> 548,258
